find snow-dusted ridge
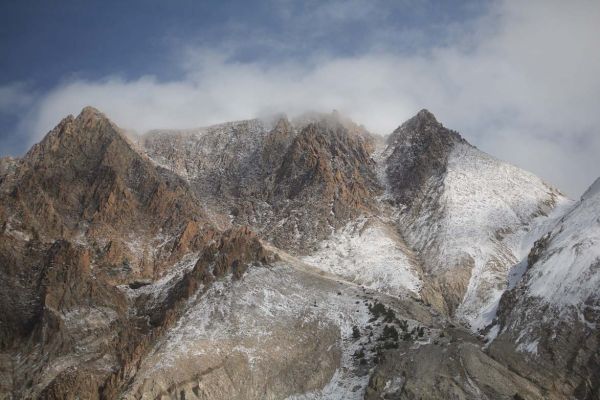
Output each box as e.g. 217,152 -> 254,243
447,143 -> 571,330
522,177 -> 600,308
381,125 -> 572,331
138,109 -> 574,335
141,118 -> 271,180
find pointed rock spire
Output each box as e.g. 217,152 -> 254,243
414,108 -> 439,123
76,105 -> 109,124
388,108 -> 464,144
384,109 -> 466,205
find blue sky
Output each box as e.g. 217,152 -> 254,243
1,1 -> 599,196
0,1 -> 485,89
1,0 -> 486,147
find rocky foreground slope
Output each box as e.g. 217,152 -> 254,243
0,106 -> 597,399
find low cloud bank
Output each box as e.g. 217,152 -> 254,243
3,1 -> 600,196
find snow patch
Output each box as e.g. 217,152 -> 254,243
517,339 -> 539,355
302,217 -> 422,296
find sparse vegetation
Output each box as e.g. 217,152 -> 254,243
381,325 -> 399,342
368,301 -> 386,318
368,300 -> 398,323
397,319 -> 408,331
354,348 -> 365,359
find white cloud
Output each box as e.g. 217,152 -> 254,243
12,0 -> 600,196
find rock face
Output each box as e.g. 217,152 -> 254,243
0,107 -> 220,282
0,106 -> 596,399
142,112 -> 381,253
14,107 -> 203,236
384,109 -> 464,206
0,107 -> 273,399
487,176 -> 600,398
365,328 -> 545,400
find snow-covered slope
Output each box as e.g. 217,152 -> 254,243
486,176 -> 600,397
302,216 -> 422,297
440,142 -> 570,329
510,176 -> 600,309
383,110 -> 570,329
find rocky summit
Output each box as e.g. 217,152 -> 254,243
0,107 -> 598,399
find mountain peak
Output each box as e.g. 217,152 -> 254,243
384,109 -> 468,207
415,108 -> 438,123
24,106 -> 131,167
395,108 -> 442,134
77,105 -> 107,122
272,115 -> 292,132
388,108 -> 464,148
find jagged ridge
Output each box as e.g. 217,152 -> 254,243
1,106 -> 596,399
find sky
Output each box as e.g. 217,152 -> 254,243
0,0 -> 599,197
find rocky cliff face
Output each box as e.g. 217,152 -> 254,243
142,112 -> 381,253
384,109 -> 464,206
0,108 -> 274,399
0,106 -> 596,399
0,107 -> 220,281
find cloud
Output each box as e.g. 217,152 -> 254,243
0,82 -> 35,114
6,0 -> 600,196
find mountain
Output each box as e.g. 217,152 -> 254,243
487,177 -> 600,398
141,112 -> 381,253
0,107 -> 274,398
381,110 -> 569,329
0,106 -> 596,399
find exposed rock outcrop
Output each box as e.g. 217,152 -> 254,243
366,328 -> 547,399
385,109 -> 464,206
0,107 -> 273,399
142,112 -> 381,253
